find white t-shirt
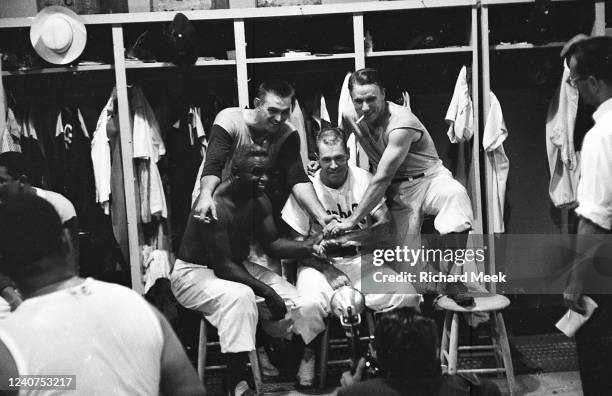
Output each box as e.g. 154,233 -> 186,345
0,279 -> 164,396
282,165 -> 384,237
34,187 -> 76,224
575,97 -> 612,229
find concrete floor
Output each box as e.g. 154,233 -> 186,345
265,371 -> 583,396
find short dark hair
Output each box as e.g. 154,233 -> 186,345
374,308 -> 439,378
230,144 -> 268,176
256,80 -> 296,106
348,68 -> 385,93
568,36 -> 612,85
316,127 -> 348,155
0,188 -> 63,280
0,152 -> 29,180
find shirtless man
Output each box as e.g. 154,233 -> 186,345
171,144 -> 322,396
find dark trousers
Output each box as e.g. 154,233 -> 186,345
573,218 -> 612,395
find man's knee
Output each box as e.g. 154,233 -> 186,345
223,283 -> 257,308
297,293 -> 328,318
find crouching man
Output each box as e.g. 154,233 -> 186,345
171,144 -> 322,396
281,128 -> 422,387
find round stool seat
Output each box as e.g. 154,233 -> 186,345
435,294 -> 510,312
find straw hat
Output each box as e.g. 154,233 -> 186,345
30,6 -> 87,65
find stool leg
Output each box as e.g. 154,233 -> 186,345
494,312 -> 515,396
319,318 -> 331,389
197,318 -> 207,384
489,314 -> 503,376
365,311 -> 376,336
248,349 -> 263,395
440,311 -> 452,367
448,313 -> 460,375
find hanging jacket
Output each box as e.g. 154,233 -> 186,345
288,99 -> 309,171
131,86 -> 167,222
0,107 -> 21,153
483,92 -> 509,233
307,94 -> 332,159
17,109 -> 48,188
546,61 -> 580,208
50,107 -> 98,230
167,106 -> 205,253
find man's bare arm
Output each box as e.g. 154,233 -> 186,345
0,340 -> 18,396
292,182 -> 337,227
326,205 -> 393,248
202,216 -> 287,320
202,218 -> 274,299
194,175 -> 221,221
155,307 -> 206,396
257,196 -> 320,259
325,128 -> 418,235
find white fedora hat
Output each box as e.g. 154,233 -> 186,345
30,6 -> 87,65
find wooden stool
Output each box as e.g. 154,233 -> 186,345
318,310 -> 376,389
197,317 -> 263,394
436,294 -> 515,396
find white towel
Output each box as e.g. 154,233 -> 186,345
445,66 -> 474,143
483,92 -> 509,233
546,61 -> 580,208
339,72 -> 369,170
91,92 -> 116,214
142,249 -> 172,295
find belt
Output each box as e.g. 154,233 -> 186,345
392,173 -> 426,183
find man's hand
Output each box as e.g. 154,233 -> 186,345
318,214 -> 340,228
307,160 -> 320,177
306,232 -> 324,254
563,292 -> 588,315
263,289 -> 287,321
340,357 -> 366,388
322,265 -> 352,290
194,193 -> 217,223
323,218 -> 356,238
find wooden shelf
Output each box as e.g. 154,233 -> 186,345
125,59 -> 236,68
482,0 -> 577,5
1,63 -> 113,76
366,46 -> 473,57
0,0 -> 475,27
246,53 -> 354,63
490,41 -> 564,51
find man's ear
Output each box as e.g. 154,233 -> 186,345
381,87 -> 386,99
254,97 -> 262,108
17,175 -> 28,186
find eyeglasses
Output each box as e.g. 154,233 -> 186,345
566,74 -> 585,88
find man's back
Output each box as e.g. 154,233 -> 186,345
0,279 -> 164,396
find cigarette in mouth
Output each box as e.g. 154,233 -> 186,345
356,115 -> 365,124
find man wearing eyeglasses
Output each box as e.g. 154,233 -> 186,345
562,35 -> 612,396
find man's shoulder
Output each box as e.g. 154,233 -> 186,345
338,378 -> 400,396
386,101 -> 426,134
213,107 -> 244,131
348,165 -> 373,180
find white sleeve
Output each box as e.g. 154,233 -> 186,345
56,195 -> 77,224
576,132 -> 612,230
91,99 -> 113,214
281,193 -> 312,237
